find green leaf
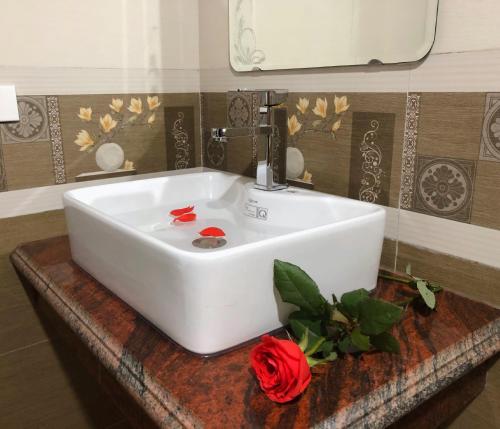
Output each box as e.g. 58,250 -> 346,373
331,308 -> 350,324
416,280 -> 436,310
307,352 -> 337,367
338,336 -> 352,353
351,328 -> 371,351
405,264 -> 412,276
318,340 -> 334,357
358,298 -> 404,336
289,311 -> 323,337
297,327 -> 309,352
371,332 -> 400,354
305,336 -> 326,357
274,260 -> 327,315
340,289 -> 370,319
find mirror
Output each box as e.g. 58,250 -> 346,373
229,0 -> 439,71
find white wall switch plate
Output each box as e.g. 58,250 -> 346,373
0,85 -> 20,122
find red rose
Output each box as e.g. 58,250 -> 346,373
250,335 -> 311,403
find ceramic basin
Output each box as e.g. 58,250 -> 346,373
63,170 -> 385,354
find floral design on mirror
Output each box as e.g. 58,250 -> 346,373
74,96 -> 161,173
287,95 -> 350,182
231,0 -> 266,67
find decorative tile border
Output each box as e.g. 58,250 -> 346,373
400,93 -> 420,209
348,112 -> 395,206
47,96 -> 67,184
480,93 -> 500,162
0,96 -> 50,144
164,106 -> 195,170
412,155 -> 476,223
0,140 -> 6,191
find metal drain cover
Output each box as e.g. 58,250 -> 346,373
192,237 -> 227,249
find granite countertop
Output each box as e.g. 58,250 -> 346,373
10,236 -> 500,429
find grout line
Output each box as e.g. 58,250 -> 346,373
0,339 -> 49,359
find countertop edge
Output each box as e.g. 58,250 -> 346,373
10,248 -> 203,429
314,319 -> 500,429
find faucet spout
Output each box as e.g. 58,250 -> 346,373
211,125 -> 275,141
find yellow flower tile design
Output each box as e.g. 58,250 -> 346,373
148,113 -> 156,124
109,98 -> 124,113
296,97 -> 309,114
334,95 -> 350,114
288,114 -> 302,136
74,130 -> 95,152
147,96 -> 161,111
313,98 -> 328,118
128,98 -> 143,115
123,160 -> 135,170
77,107 -> 92,122
100,114 -> 118,133
332,119 -> 342,133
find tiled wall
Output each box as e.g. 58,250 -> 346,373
201,90 -> 500,303
0,93 -> 200,192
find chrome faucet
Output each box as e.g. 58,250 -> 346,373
211,89 -> 288,191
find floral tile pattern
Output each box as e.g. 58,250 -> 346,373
480,93 -> 500,163
202,93 -> 227,170
164,106 -> 195,170
348,112 -> 395,206
0,96 -> 50,144
413,156 -> 476,223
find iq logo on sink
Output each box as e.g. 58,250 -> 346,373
244,201 -> 268,221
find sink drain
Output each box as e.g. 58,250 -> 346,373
192,237 -> 227,249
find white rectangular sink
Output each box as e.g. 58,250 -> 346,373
63,170 -> 385,354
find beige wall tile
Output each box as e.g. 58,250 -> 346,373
417,93 -> 484,160
471,161 -> 500,230
396,241 -> 500,307
3,141 -> 54,190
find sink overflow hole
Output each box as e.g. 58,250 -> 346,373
192,237 -> 227,249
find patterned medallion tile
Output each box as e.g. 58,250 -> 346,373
164,106 -> 195,170
412,155 -> 476,223
0,96 -> 50,144
348,112 -> 395,206
226,91 -> 259,176
480,93 -> 500,163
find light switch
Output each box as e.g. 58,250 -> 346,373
0,85 -> 19,122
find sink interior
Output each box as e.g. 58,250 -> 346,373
67,171 -> 379,253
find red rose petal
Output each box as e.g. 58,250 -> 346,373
199,227 -> 225,237
169,205 -> 194,217
172,213 -> 197,223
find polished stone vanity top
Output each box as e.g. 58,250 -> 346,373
11,236 -> 500,429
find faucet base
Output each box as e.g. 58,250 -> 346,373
253,183 -> 288,192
